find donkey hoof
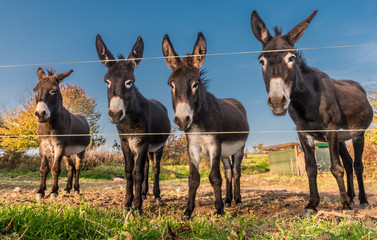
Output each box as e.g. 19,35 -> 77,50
155,198 -> 162,204
303,208 -> 317,218
224,203 -> 231,208
36,193 -> 44,201
63,190 -> 70,195
236,203 -> 244,209
183,210 -> 192,220
124,207 -> 131,212
342,204 -> 352,211
360,203 -> 371,210
216,209 -> 225,216
74,190 -> 80,195
142,195 -> 147,200
50,193 -> 58,199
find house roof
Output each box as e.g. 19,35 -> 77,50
262,142 -> 300,151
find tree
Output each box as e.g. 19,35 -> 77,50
366,87 -> 377,144
0,96 -> 38,153
162,127 -> 188,165
252,143 -> 264,154
0,83 -> 104,154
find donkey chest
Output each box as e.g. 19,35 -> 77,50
188,134 -> 245,158
40,138 -> 85,156
124,136 -> 163,155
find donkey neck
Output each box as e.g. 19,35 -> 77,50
191,91 -> 220,130
289,60 -> 323,122
126,87 -> 148,117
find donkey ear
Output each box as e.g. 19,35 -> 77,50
162,34 -> 181,69
191,32 -> 206,68
55,69 -> 73,83
127,36 -> 144,68
285,10 -> 318,45
250,10 -> 272,46
96,34 -> 116,67
37,67 -> 46,80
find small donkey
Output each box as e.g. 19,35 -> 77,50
34,68 -> 90,199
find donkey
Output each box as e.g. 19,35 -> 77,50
250,10 -> 373,214
34,68 -> 90,199
96,34 -> 171,212
162,32 -> 249,218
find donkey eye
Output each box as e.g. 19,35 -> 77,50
259,59 -> 265,66
49,90 -> 57,95
105,80 -> 111,88
125,80 -> 133,89
288,56 -> 296,62
192,82 -> 199,89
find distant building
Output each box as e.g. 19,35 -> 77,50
263,142 -> 331,175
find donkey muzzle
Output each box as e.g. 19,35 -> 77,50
267,94 -> 289,116
174,102 -> 193,131
267,78 -> 290,116
35,102 -> 51,122
108,96 -> 125,123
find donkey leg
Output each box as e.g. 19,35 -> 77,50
64,156 -> 75,194
353,136 -> 369,207
142,153 -> 150,200
153,147 -> 163,203
184,144 -> 201,219
74,152 -> 84,195
208,143 -> 224,216
50,148 -> 64,199
222,157 -> 233,208
339,142 -> 355,203
132,145 -> 148,213
298,133 -> 320,214
232,146 -> 245,207
123,146 -> 134,211
328,132 -> 351,210
37,154 -> 50,200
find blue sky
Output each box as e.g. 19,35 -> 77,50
0,1 -> 377,149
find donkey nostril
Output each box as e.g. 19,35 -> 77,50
173,116 -> 179,124
109,110 -> 123,121
267,97 -> 272,106
185,116 -> 190,124
41,110 -> 46,116
281,95 -> 287,104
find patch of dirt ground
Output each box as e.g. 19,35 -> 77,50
1,173 -> 377,220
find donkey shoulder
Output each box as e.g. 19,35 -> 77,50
219,98 -> 247,115
148,99 -> 168,114
71,112 -> 90,131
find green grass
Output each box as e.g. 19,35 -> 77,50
0,154 -> 270,181
1,202 -> 376,239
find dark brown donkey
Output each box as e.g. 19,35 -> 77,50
34,68 -> 90,200
162,32 -> 249,218
96,35 -> 171,212
251,10 -> 373,215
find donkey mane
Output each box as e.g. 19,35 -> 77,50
46,67 -> 57,76
199,69 -> 209,88
274,27 -> 283,36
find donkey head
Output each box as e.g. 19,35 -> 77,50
96,34 -> 144,123
162,32 -> 207,131
250,10 -> 317,116
33,68 -> 73,122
